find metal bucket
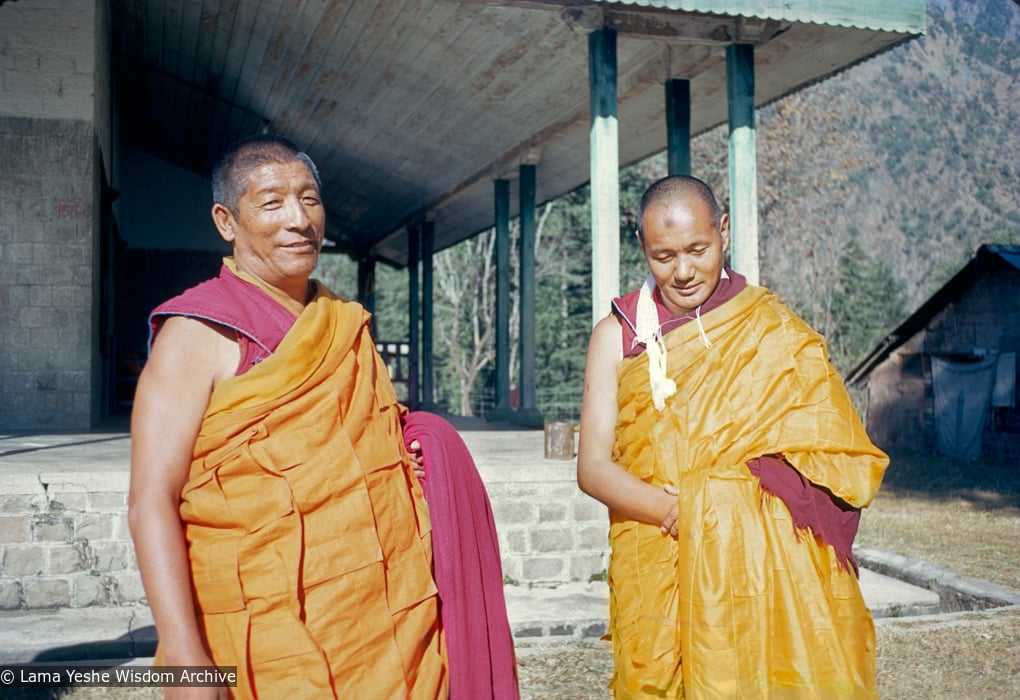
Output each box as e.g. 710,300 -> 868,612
544,422 -> 577,460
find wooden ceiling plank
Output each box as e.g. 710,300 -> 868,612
307,0 -> 467,197
271,0 -> 367,133
381,7 -> 556,169
142,0 -> 163,69
189,0 -> 223,94
258,0 -> 339,131
276,0 -> 378,143
296,1 -> 414,151
415,14 -> 584,173
229,0 -> 288,130
200,0 -> 245,163
174,0 -> 203,84
301,0 -> 460,163
293,0 -> 391,148
217,2 -> 261,110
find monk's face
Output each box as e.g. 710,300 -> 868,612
214,160 -> 325,290
638,195 -> 730,316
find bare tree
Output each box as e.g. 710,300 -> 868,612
433,228 -> 497,415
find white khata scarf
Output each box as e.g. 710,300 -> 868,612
634,271 -> 726,410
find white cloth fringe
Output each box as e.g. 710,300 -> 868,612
635,273 -> 721,410
635,275 -> 677,411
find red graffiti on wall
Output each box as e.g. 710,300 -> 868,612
53,197 -> 92,220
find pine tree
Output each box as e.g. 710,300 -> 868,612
829,232 -> 907,373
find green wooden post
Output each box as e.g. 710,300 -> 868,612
666,78 -> 692,176
421,221 -> 435,409
491,178 -> 512,418
589,27 -> 620,327
517,164 -> 542,425
726,43 -> 759,285
357,256 -> 376,336
407,225 -> 420,409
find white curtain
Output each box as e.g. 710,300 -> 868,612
932,355 -> 997,461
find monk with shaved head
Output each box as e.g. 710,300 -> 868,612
578,175 -> 888,698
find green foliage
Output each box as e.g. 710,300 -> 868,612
829,234 -> 907,373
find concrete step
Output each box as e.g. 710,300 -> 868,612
0,571 -> 942,664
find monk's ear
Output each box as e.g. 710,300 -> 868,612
719,213 -> 731,255
212,203 -> 236,244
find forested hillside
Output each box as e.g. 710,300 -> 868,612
318,0 -> 1020,416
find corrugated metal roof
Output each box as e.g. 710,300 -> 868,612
607,1 -> 927,34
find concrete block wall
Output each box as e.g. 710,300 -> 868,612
0,432 -> 610,610
0,118 -> 99,429
0,470 -> 143,611
0,0 -> 107,430
476,457 -> 611,586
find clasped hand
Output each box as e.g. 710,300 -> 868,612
660,484 -> 679,538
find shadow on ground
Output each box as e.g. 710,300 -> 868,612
880,453 -> 1020,511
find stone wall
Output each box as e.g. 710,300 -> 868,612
0,118 -> 99,430
479,460 -> 610,586
0,0 -> 106,430
0,431 -> 609,610
0,468 -> 142,611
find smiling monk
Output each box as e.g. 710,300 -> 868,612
577,175 -> 888,699
128,135 -> 447,699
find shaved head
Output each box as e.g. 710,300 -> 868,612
637,175 -> 721,238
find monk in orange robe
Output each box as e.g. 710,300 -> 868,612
129,135 -> 447,699
578,175 -> 888,699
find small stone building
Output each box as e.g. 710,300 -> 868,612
847,244 -> 1020,462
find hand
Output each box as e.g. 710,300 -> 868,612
408,439 -> 425,481
659,483 -> 679,539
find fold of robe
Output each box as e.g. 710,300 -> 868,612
402,411 -> 520,700
168,285 -> 448,699
608,285 -> 888,699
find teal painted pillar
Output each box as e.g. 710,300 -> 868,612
516,164 -> 542,426
421,221 -> 436,409
357,256 -> 376,335
491,179 -> 512,417
588,27 -> 620,327
665,78 -> 692,176
407,225 -> 420,409
726,43 -> 759,284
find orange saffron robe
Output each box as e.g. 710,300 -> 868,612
165,284 -> 448,699
608,286 -> 888,699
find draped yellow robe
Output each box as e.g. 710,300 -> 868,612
168,284 -> 447,699
609,286 -> 887,699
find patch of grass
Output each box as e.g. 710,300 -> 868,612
857,453 -> 1020,588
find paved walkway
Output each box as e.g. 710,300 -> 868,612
3,424 -> 1018,665
0,571 -> 948,664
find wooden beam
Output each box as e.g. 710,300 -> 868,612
407,225 -> 420,408
421,221 -> 436,408
493,179 -> 512,413
357,256 -> 376,332
589,27 -> 620,327
518,164 -> 538,414
575,9 -> 786,46
726,43 -> 759,285
665,78 -> 691,176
